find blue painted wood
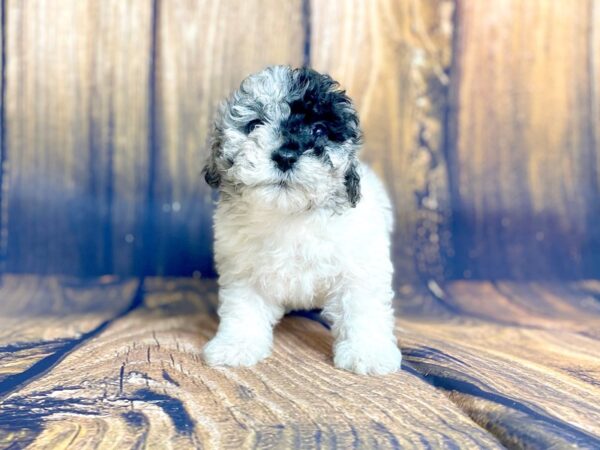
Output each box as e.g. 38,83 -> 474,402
2,1 -> 152,276
0,0 -> 6,274
0,0 -> 598,281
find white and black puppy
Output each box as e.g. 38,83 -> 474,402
202,65 -> 401,375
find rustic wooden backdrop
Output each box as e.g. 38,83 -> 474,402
0,0 -> 598,282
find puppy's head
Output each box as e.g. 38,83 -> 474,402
204,66 -> 362,212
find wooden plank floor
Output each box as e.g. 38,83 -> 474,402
0,276 -> 599,449
0,276 -> 139,382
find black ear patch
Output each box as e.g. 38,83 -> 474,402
203,125 -> 224,188
344,163 -> 361,207
203,162 -> 221,188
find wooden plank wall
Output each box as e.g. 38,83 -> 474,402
0,0 -> 598,280
310,0 -> 454,283
3,0 -> 152,275
151,0 -> 304,277
0,0 -> 6,273
448,0 -> 600,279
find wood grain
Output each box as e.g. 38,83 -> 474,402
401,281 -> 600,448
2,277 -> 600,448
4,0 -> 152,275
310,0 -> 455,283
0,0 -> 6,273
588,0 -> 600,275
150,0 -> 305,277
448,0 -> 600,279
0,275 -> 137,384
0,277 -> 502,449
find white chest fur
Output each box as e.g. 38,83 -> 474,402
213,167 -> 394,311
214,204 -> 345,308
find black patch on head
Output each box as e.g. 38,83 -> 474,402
344,163 -> 361,207
280,68 -> 360,156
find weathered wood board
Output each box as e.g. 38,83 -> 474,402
150,0 -> 305,277
0,277 -> 503,449
590,0 -> 600,276
2,277 -> 600,448
4,0 -> 152,275
0,0 -> 459,282
0,275 -> 138,387
2,0 -> 597,280
0,0 -> 6,272
310,0 -> 455,283
401,281 -> 600,448
448,0 -> 600,279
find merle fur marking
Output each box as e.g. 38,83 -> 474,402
202,66 -> 401,375
204,66 -> 363,209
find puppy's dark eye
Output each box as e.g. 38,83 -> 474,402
245,119 -> 263,134
312,123 -> 327,138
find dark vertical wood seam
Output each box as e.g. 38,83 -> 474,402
142,0 -> 161,277
86,17 -> 104,276
103,98 -> 115,275
442,0 -> 463,280
0,0 -> 7,277
409,2 -> 457,284
87,80 -> 100,275
302,0 -> 311,67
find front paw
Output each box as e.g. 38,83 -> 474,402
202,334 -> 271,367
334,337 -> 402,375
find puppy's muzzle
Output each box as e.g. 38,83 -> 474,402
272,148 -> 299,172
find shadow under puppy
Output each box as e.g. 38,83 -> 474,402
202,66 -> 401,375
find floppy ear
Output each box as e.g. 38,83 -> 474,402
203,126 -> 223,188
344,162 -> 361,207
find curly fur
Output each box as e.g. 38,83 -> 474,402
202,66 -> 401,375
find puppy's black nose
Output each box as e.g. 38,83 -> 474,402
272,149 -> 298,172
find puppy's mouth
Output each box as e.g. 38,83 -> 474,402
253,176 -> 294,190
272,165 -> 297,188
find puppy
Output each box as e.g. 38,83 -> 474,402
202,65 -> 401,375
